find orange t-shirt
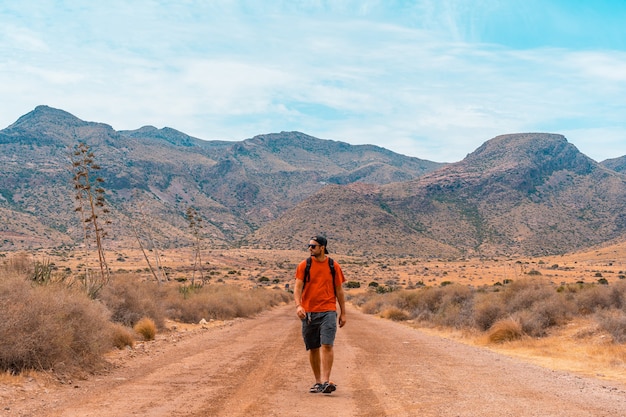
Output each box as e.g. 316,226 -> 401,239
295,256 -> 345,312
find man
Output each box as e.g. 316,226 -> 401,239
294,235 -> 347,394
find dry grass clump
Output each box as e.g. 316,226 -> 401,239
110,323 -> 135,349
381,307 -> 410,321
574,284 -> 614,314
134,317 -> 156,341
99,275 -> 166,329
487,319 -> 524,343
357,284 -> 475,328
165,284 -> 290,323
359,294 -> 393,315
473,293 -> 505,331
595,309 -> 626,343
358,277 -> 626,344
0,251 -> 305,376
0,271 -> 112,374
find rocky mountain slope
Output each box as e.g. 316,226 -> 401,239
250,134 -> 626,257
1,106 -> 625,257
0,106 -> 441,252
601,155 -> 626,173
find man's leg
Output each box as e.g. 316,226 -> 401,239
308,347 -> 322,383
320,344 -> 334,382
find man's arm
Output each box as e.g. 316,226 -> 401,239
294,278 -> 305,319
336,284 -> 346,327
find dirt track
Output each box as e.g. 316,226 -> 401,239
3,305 -> 626,417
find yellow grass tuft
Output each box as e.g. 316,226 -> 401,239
134,317 -> 156,341
381,307 -> 410,321
111,323 -> 135,349
487,319 -> 523,344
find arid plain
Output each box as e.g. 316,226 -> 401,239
17,237 -> 626,382
2,240 -> 626,416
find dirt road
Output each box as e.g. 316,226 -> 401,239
3,305 -> 626,417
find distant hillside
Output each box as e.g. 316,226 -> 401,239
3,106 -> 626,257
0,106 -> 441,251
601,155 -> 626,173
254,133 -> 626,257
245,183 -> 459,258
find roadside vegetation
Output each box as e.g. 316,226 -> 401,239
349,278 -> 626,344
0,255 -> 290,376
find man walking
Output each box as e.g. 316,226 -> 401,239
294,235 -> 346,394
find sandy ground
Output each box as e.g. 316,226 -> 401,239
2,304 -> 626,417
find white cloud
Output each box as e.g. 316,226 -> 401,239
0,1 -> 625,162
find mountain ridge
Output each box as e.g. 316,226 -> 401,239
1,106 -> 625,257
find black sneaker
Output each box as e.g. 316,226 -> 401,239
309,383 -> 324,393
321,381 -> 336,394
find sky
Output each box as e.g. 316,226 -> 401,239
1,0 -> 625,163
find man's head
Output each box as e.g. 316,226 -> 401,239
309,235 -> 329,254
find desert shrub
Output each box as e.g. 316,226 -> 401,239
5,252 -> 32,275
501,278 -> 554,314
473,293 -> 505,331
345,281 -> 361,288
595,309 -> 626,343
375,285 -> 394,294
134,317 -> 156,341
435,302 -> 469,328
394,290 -> 422,311
381,307 -> 410,321
413,287 -> 445,314
487,319 -> 523,343
98,275 -> 166,329
346,291 -> 374,307
513,296 -> 571,337
0,272 -> 111,374
360,294 -> 392,315
165,285 -> 289,323
433,284 -> 475,328
608,280 -> 626,309
575,284 -> 613,314
111,323 -> 135,349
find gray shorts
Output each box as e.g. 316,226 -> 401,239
301,311 -> 337,350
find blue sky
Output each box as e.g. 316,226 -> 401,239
1,0 -> 625,162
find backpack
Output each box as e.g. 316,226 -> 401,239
303,257 -> 338,299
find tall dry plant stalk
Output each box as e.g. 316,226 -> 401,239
70,142 -> 111,298
186,206 -> 205,286
127,192 -> 167,284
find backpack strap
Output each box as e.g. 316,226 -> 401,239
302,257 -> 337,299
303,257 -> 312,290
328,257 -> 337,299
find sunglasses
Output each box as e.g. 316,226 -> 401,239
308,244 -> 319,249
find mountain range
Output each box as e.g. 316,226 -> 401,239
1,105 -> 625,258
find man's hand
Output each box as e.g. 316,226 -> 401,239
296,305 -> 306,320
338,313 -> 346,328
